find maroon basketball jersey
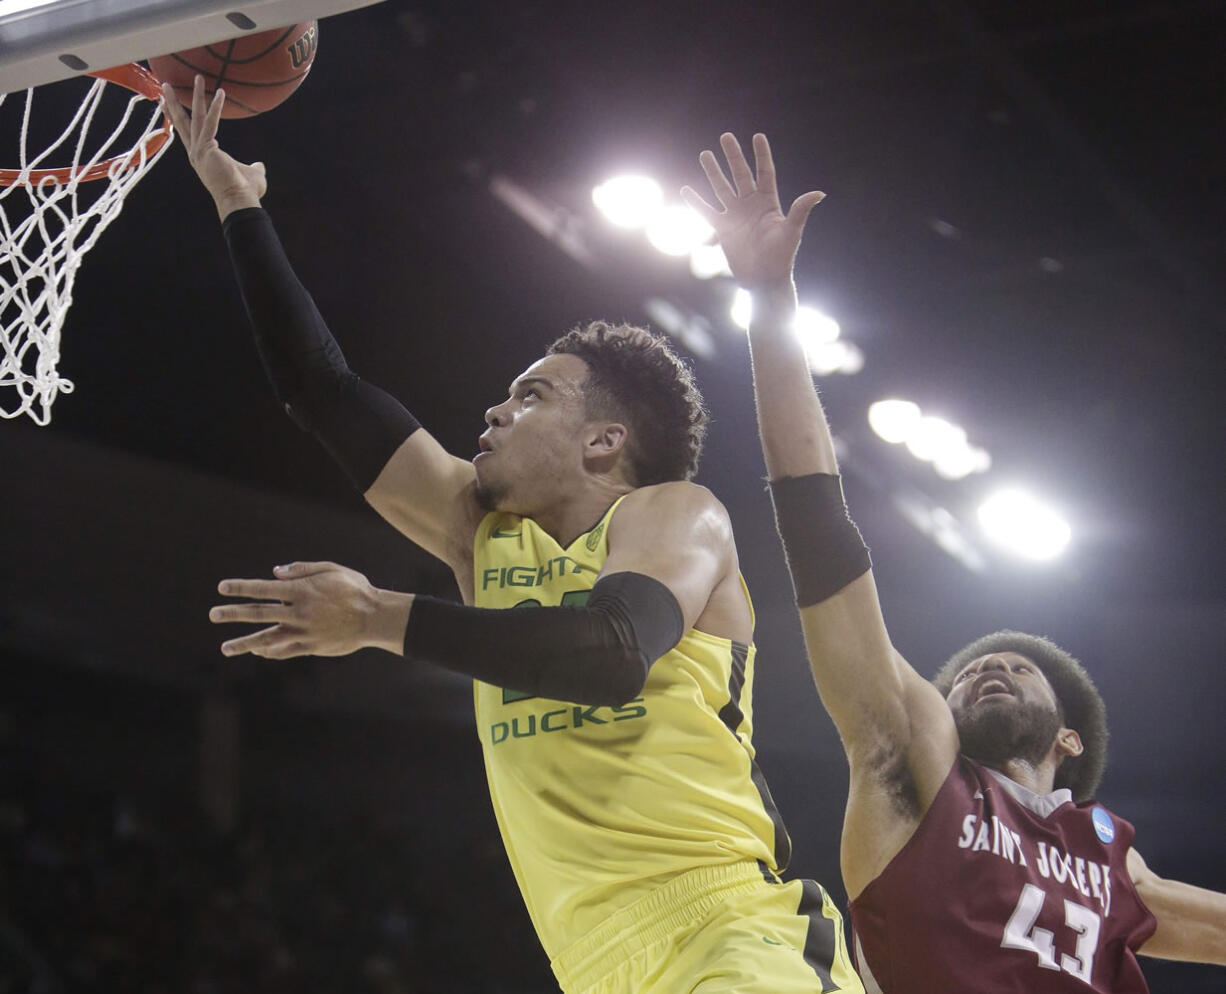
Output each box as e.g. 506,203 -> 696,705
849,756 -> 1156,993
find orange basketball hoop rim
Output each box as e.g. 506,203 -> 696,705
0,63 -> 172,187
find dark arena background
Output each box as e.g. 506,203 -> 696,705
2,1 -> 1225,991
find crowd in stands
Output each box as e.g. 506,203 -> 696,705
0,679 -> 550,994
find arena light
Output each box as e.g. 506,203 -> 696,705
591,175 -> 663,229
645,204 -> 714,256
794,305 -> 840,348
870,399 -> 993,481
807,340 -> 863,376
977,489 -> 1071,561
730,287 -> 752,330
868,399 -> 922,444
689,243 -> 731,279
933,445 -> 992,481
905,416 -> 966,463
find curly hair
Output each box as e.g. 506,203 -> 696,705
547,321 -> 708,485
932,631 -> 1109,803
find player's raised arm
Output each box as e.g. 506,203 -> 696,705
163,77 -> 483,577
686,134 -> 959,890
682,132 -> 905,740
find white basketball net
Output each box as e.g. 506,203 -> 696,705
1,75 -> 172,424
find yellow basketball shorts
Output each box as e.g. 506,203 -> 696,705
552,862 -> 864,994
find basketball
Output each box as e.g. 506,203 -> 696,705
149,22 -> 318,119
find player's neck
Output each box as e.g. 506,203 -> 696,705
529,476 -> 632,548
985,756 -> 1058,796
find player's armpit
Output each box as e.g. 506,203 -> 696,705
364,429 -> 485,575
600,482 -> 744,641
1129,847 -> 1226,965
828,615 -> 958,897
796,581 -> 958,799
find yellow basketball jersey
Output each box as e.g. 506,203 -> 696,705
472,496 -> 791,962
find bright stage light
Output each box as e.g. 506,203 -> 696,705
646,204 -> 715,256
730,288 -> 752,329
977,489 -> 1071,561
934,445 -> 991,480
807,340 -> 863,376
591,175 -> 663,229
794,306 -> 840,347
905,416 -> 966,463
868,399 -> 922,444
690,243 -> 731,279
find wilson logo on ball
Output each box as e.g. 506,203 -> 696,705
288,24 -> 319,70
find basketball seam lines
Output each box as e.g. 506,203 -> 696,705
159,25 -> 312,117
205,27 -> 297,66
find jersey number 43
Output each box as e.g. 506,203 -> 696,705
1001,883 -> 1101,983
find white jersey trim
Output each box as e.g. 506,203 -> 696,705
983,766 -> 1073,818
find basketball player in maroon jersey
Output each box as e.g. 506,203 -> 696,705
682,132 -> 1226,992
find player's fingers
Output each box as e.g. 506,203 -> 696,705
217,577 -> 292,601
273,560 -> 342,578
719,133 -> 756,197
208,601 -> 292,625
220,624 -> 292,657
680,185 -> 720,222
190,74 -> 207,132
160,84 -> 190,137
786,190 -> 826,230
256,638 -> 312,660
698,149 -> 737,208
201,85 -> 226,142
752,133 -> 778,200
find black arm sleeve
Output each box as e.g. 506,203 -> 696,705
770,473 -> 872,607
402,571 -> 685,706
222,207 -> 420,490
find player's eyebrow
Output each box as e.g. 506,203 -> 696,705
508,375 -> 554,396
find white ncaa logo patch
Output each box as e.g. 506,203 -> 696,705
1091,806 -> 1115,844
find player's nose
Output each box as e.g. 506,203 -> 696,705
979,654 -> 1010,673
485,401 -> 510,427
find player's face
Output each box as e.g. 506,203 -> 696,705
946,652 -> 1064,770
473,353 -> 597,513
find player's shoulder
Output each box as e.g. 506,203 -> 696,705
617,480 -> 729,521
610,483 -> 735,557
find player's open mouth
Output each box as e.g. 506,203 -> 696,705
973,675 -> 1014,701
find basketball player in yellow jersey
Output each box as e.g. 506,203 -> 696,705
166,78 -> 861,993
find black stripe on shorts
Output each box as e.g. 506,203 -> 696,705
798,879 -> 839,991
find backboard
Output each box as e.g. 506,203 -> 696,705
0,0 -> 387,94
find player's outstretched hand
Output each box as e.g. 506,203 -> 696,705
681,133 -> 824,294
208,561 -> 407,659
161,74 -> 267,222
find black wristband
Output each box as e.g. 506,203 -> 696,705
770,473 -> 871,607
403,571 -> 685,706
222,207 -> 420,490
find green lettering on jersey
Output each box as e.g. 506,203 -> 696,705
487,698 -> 647,745
481,557 -> 584,590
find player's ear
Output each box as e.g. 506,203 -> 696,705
586,421 -> 628,458
1055,727 -> 1084,759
